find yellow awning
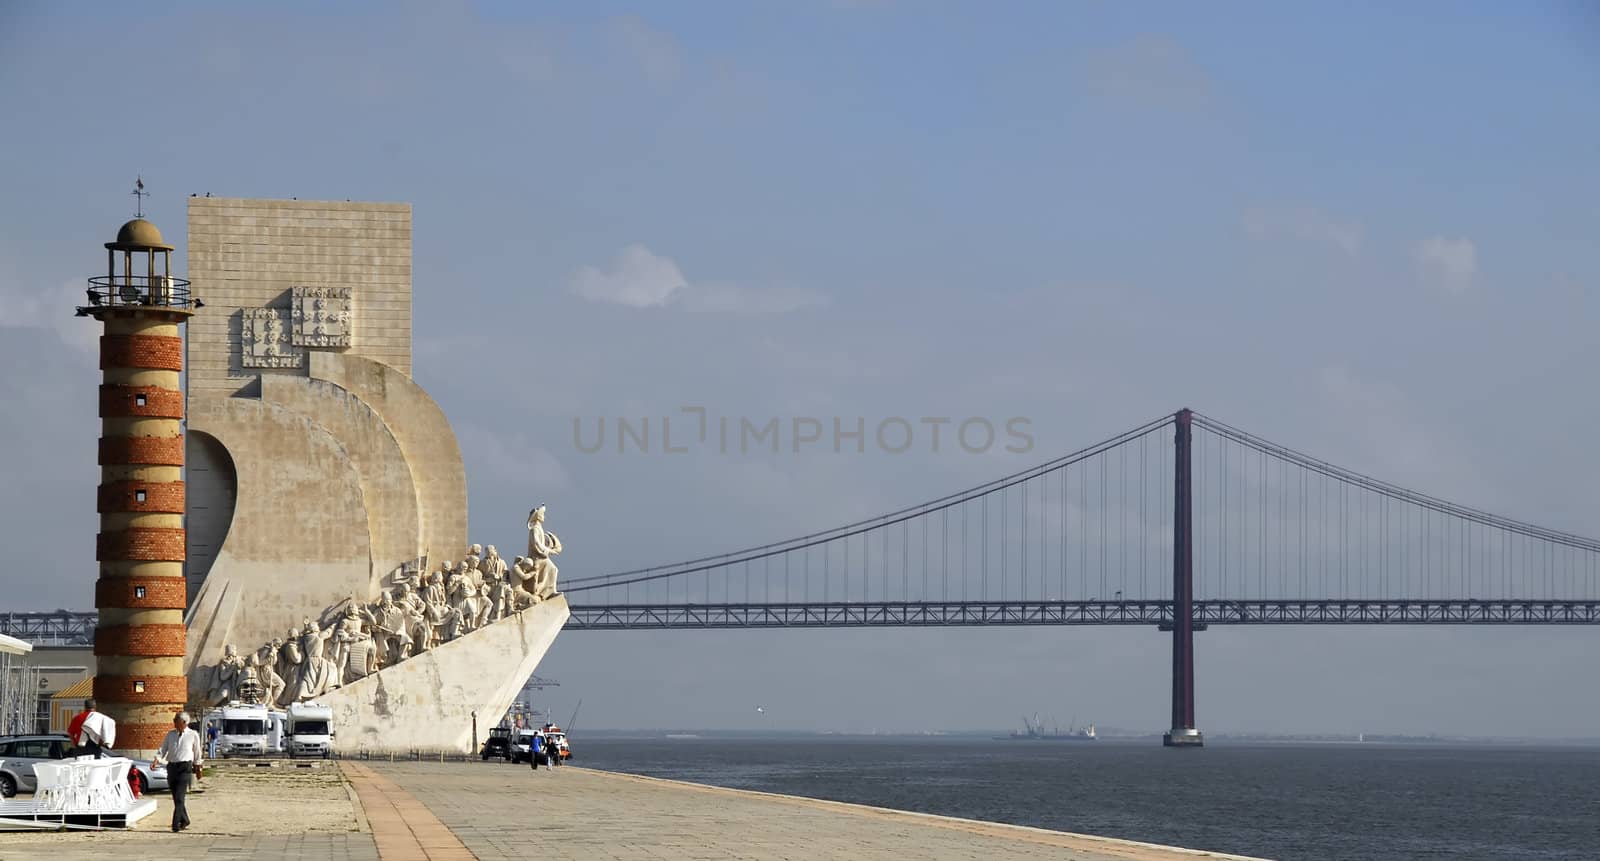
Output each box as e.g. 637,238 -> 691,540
52,676 -> 95,699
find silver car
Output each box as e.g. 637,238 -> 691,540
0,733 -> 168,797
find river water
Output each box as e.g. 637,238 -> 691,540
573,736 -> 1598,860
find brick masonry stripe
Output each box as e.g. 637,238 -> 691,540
95,675 -> 188,704
96,577 -> 187,610
99,436 -> 185,466
99,384 -> 184,419
103,722 -> 174,752
97,528 -> 187,562
94,623 -> 187,657
98,479 -> 185,514
100,334 -> 184,371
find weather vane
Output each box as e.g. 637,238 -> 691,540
131,175 -> 147,217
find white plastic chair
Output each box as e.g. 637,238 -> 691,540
84,759 -> 131,811
31,761 -> 74,812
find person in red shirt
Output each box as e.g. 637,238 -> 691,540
67,700 -> 93,752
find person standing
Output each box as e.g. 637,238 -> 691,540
153,711 -> 203,832
529,731 -> 543,771
78,699 -> 116,757
206,721 -> 219,759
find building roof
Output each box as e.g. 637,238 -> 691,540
52,676 -> 94,700
0,633 -> 32,656
105,217 -> 174,252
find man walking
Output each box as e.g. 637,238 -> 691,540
153,711 -> 203,832
529,731 -> 543,771
76,698 -> 116,757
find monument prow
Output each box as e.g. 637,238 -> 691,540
323,595 -> 570,754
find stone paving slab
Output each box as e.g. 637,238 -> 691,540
344,761 -> 472,861
376,761 -> 1269,861
0,761 -> 372,861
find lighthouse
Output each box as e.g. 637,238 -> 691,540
76,186 -> 198,757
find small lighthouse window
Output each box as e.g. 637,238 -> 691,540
135,394 -> 147,407
135,489 -> 147,502
133,681 -> 145,693
134,585 -> 146,599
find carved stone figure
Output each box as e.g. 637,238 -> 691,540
206,644 -> 247,706
482,545 -> 506,582
333,600 -> 376,685
253,653 -> 286,706
288,619 -> 340,702
370,592 -> 411,666
525,505 -> 563,599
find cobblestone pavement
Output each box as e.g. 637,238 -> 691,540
0,761 -> 373,861
376,761 -> 1267,861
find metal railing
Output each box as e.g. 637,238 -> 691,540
84,275 -> 195,311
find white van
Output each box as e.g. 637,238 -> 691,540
510,728 -> 541,763
286,702 -> 334,758
210,702 -> 274,757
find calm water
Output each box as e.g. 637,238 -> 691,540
572,736 -> 1598,860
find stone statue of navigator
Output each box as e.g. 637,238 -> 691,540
523,504 -> 563,599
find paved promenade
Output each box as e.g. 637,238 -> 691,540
0,760 -> 1267,861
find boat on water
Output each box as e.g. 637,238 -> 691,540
994,713 -> 1096,741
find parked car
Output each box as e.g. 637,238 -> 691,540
480,726 -> 513,761
0,734 -> 70,797
0,733 -> 168,797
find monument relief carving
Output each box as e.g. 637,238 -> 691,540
199,507 -> 568,708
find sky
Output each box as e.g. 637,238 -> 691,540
2,1 -> 1598,737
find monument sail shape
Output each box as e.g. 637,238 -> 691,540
181,196 -> 567,753
76,187 -> 198,758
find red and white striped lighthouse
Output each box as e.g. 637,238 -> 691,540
77,200 -> 198,757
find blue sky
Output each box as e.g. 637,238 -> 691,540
2,2 -> 1598,736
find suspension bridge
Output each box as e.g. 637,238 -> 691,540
8,409 -> 1599,746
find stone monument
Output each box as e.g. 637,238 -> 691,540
180,197 -> 569,753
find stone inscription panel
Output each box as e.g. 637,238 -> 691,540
241,308 -> 305,369
292,286 -> 353,348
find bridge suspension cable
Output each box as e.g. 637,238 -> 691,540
567,407 -> 1600,610
564,411 -> 1174,596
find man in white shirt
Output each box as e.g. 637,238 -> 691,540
78,699 -> 116,758
153,711 -> 203,833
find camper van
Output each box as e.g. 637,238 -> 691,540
208,702 -> 277,757
286,702 -> 334,758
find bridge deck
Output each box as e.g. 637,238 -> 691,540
564,599 -> 1600,629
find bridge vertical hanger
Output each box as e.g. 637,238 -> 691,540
1164,408 -> 1203,747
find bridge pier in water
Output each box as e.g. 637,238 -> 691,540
1164,408 -> 1203,748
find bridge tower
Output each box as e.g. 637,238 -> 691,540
1164,408 -> 1203,747
76,189 -> 199,756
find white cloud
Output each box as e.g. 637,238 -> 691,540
1242,206 -> 1363,256
1083,34 -> 1214,111
569,245 -> 828,314
569,244 -> 689,308
1413,236 -> 1477,292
